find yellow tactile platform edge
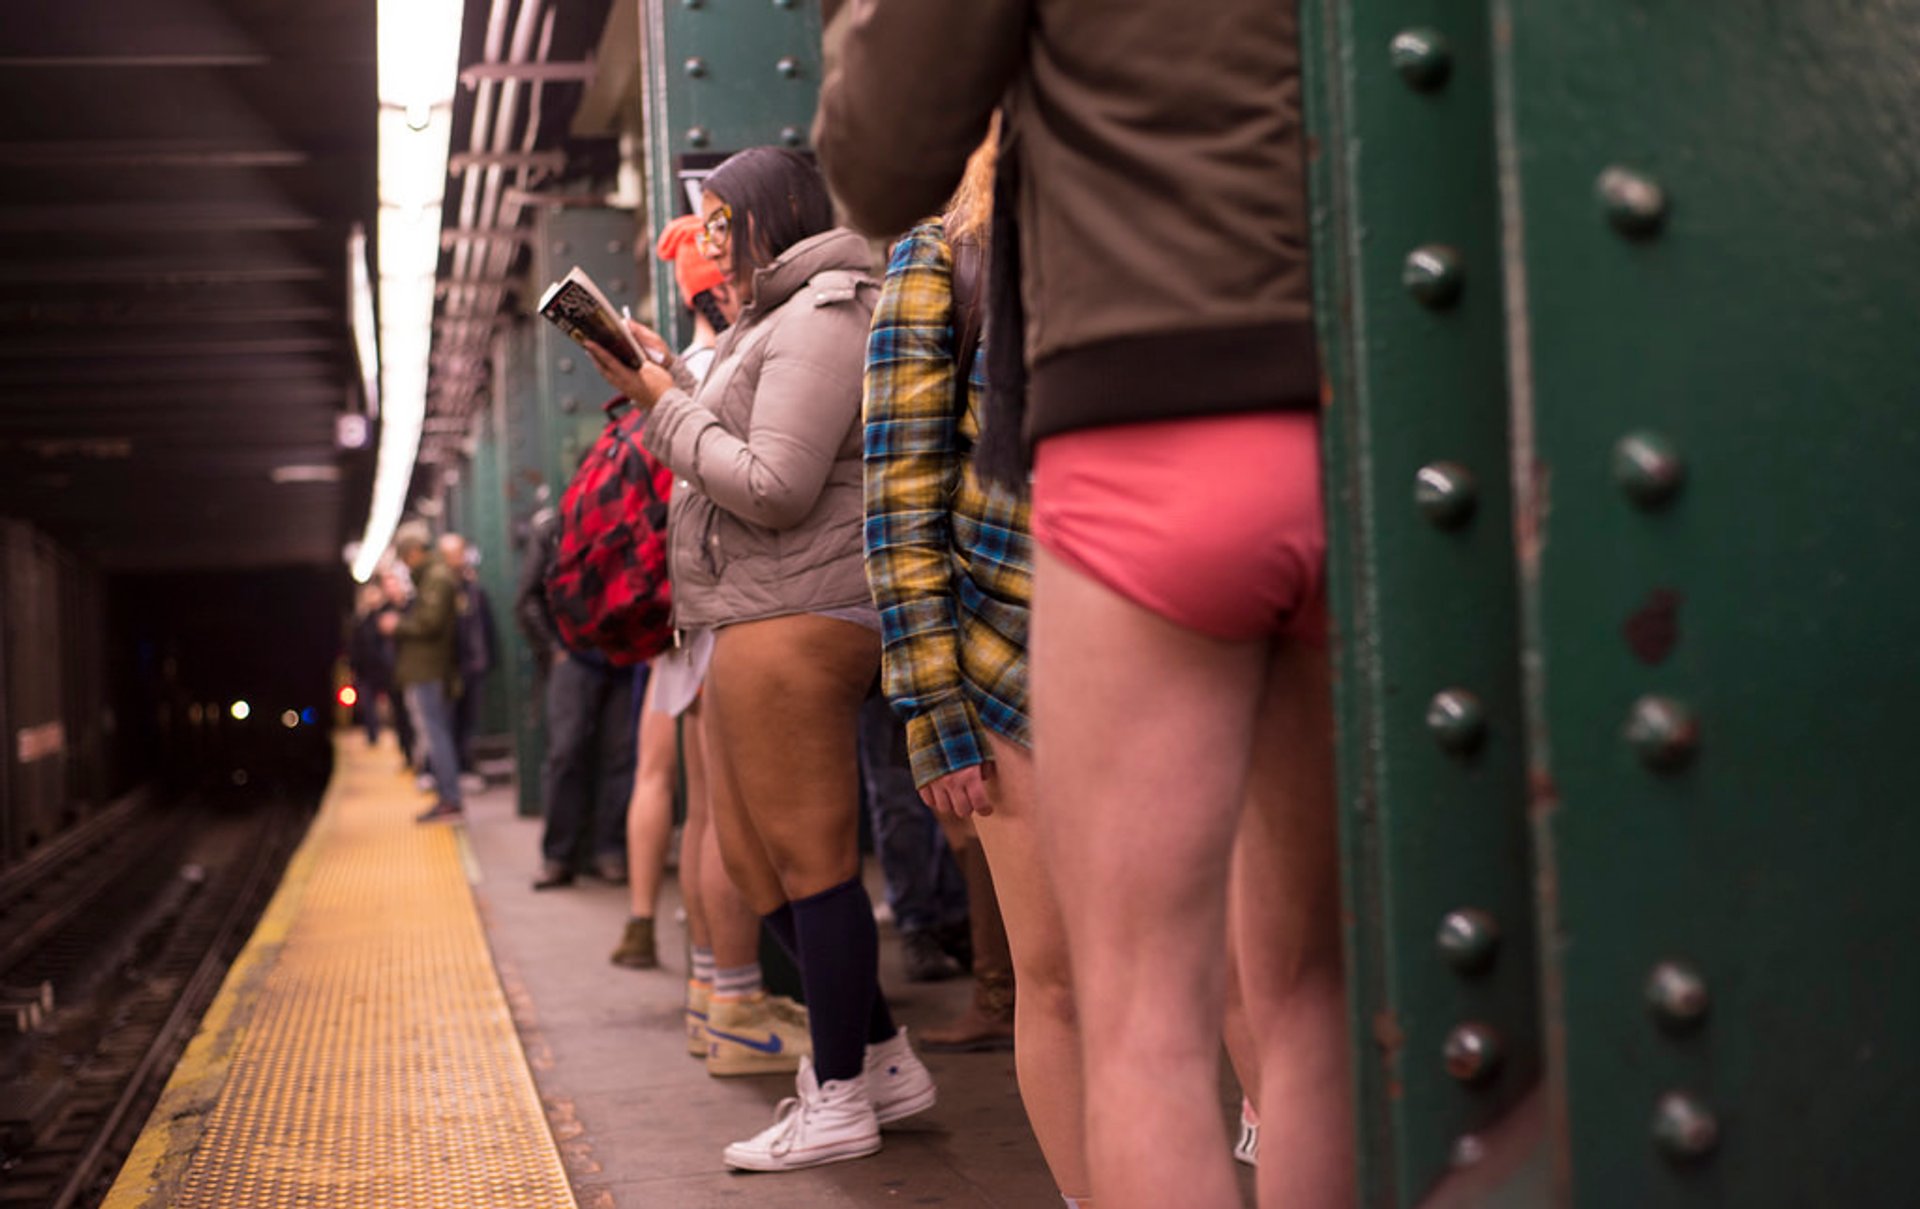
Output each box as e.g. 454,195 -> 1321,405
104,737 -> 577,1209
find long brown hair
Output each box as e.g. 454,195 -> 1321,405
943,115 -> 999,245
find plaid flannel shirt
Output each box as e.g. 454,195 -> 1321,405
863,221 -> 1034,787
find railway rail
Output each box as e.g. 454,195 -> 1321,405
0,797 -> 307,1209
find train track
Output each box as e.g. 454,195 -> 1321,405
0,799 -> 305,1209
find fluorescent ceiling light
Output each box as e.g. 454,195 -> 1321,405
350,0 -> 467,583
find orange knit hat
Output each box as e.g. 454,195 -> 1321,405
656,214 -> 726,304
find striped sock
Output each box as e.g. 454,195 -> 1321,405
713,963 -> 762,999
691,946 -> 715,986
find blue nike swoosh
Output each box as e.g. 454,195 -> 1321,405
708,1027 -> 785,1056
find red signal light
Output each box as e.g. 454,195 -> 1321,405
338,685 -> 359,708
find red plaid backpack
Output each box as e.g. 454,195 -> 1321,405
544,398 -> 675,666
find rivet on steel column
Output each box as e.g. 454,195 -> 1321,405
1624,694 -> 1699,771
1426,689 -> 1487,755
1436,908 -> 1500,973
1414,460 -> 1477,527
776,56 -> 800,79
683,57 -> 707,78
686,126 -> 710,148
1613,430 -> 1685,508
1597,165 -> 1668,238
1651,1090 -> 1720,1161
1388,28 -> 1452,91
1443,1022 -> 1504,1084
1645,960 -> 1710,1028
780,126 -> 803,148
1403,245 -> 1464,308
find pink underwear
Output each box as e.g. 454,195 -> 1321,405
1031,412 -> 1326,643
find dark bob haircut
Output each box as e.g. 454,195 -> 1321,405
702,147 -> 835,291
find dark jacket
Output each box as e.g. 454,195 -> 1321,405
393,557 -> 461,689
815,0 -> 1319,444
515,510 -> 561,665
348,611 -> 393,691
455,578 -> 497,680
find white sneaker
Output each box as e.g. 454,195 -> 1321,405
864,1027 -> 936,1125
722,1057 -> 882,1172
414,772 -> 436,794
1234,1098 -> 1260,1167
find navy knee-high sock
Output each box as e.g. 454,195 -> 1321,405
763,902 -> 799,961
790,877 -> 897,1081
766,897 -> 895,1047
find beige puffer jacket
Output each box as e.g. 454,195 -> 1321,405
643,228 -> 879,630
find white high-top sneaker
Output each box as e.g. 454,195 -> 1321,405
864,1027 -> 937,1125
722,1057 -> 882,1172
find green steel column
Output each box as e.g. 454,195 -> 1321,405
1302,0 -> 1542,1202
638,0 -> 823,339
1492,2 -> 1920,1203
530,205 -> 644,488
498,318 -> 550,818
468,404 -> 513,740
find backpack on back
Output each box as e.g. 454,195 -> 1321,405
544,398 -> 675,667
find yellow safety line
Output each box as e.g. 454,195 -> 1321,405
103,737 -> 576,1209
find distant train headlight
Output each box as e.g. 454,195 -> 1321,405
230,700 -> 251,721
338,685 -> 359,708
281,710 -> 300,729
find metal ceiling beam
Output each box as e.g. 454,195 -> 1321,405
0,53 -> 272,68
447,150 -> 566,174
0,202 -> 322,233
0,263 -> 327,286
0,141 -> 311,169
460,61 -> 596,86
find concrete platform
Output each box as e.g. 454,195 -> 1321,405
460,774 -> 1073,1208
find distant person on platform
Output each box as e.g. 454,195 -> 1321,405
439,532 -> 497,785
514,506 -> 638,889
348,583 -> 395,747
382,522 -> 465,823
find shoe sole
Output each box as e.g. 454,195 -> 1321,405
609,953 -> 659,969
723,1133 -> 882,1172
708,1053 -> 805,1077
873,1082 -> 937,1126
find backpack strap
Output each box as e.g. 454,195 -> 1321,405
949,234 -> 986,416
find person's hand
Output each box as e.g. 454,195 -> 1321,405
377,613 -> 398,635
584,339 -> 677,408
918,762 -> 994,820
622,318 -> 674,367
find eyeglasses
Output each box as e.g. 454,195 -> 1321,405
697,204 -> 732,252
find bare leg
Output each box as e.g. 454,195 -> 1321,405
1224,879 -> 1262,1122
678,701 -> 711,954
706,616 -> 876,899
974,735 -> 1090,1201
694,694 -> 784,964
627,676 -> 679,920
1031,546 -> 1267,1209
1233,640 -> 1353,1208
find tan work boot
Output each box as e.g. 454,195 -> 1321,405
922,838 -> 1017,1053
609,917 -> 657,968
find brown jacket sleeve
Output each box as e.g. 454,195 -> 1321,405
813,0 -> 1032,237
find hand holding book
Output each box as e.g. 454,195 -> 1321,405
536,266 -> 667,371
582,318 -> 677,409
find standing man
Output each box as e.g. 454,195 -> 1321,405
383,522 -> 465,823
514,505 -> 637,889
439,531 -> 497,784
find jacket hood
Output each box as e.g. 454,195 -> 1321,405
747,228 -> 873,314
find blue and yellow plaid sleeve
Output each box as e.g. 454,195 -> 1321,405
862,223 -> 990,786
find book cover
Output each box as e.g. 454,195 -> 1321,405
536,266 -> 652,371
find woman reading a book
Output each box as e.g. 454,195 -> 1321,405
582,146 -> 936,1174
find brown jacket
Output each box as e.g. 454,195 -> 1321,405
815,0 -> 1318,442
643,228 -> 879,630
